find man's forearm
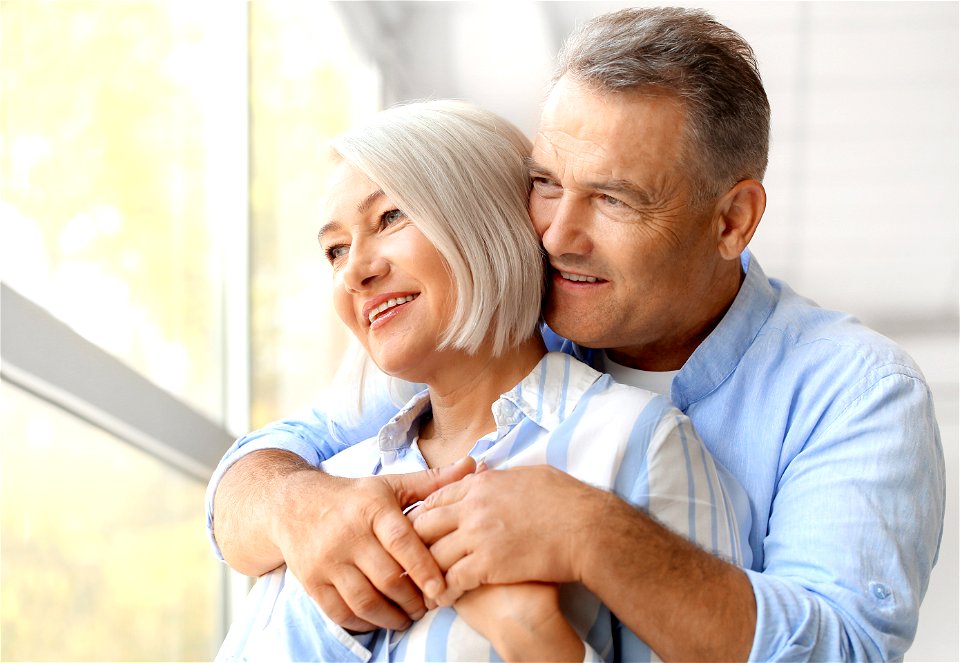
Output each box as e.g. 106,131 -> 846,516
580,491 -> 756,662
213,448 -> 321,576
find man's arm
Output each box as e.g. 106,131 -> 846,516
213,447 -> 476,631
412,373 -> 945,661
742,371 -> 945,660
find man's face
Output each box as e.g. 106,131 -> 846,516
529,76 -> 729,369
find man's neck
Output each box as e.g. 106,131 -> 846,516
608,262 -> 745,371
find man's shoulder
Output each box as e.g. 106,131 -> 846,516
759,279 -> 923,381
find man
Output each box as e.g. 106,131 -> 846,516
207,8 -> 945,661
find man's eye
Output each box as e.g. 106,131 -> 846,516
532,177 -> 561,194
602,194 -> 624,207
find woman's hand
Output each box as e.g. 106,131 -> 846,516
454,582 -> 584,662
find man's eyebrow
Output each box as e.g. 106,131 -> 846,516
523,157 -> 555,178
589,178 -> 656,207
524,156 -> 655,207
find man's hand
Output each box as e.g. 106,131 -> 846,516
411,460 -> 756,661
214,450 -> 476,632
455,582 -> 585,662
409,464 -> 606,606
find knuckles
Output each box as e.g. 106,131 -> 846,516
378,518 -> 413,552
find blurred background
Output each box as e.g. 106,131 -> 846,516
0,1 -> 956,661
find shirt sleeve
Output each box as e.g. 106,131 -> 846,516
204,387 -> 402,560
216,565 -> 376,663
747,371 -> 945,661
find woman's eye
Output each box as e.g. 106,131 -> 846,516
381,208 -> 405,228
324,245 -> 349,263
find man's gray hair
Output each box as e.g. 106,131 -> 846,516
331,100 -> 543,358
555,7 -> 770,201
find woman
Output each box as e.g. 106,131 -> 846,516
218,100 -> 747,662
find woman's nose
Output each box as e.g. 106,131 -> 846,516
341,241 -> 390,292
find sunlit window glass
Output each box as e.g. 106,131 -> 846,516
0,1 -> 243,422
249,2 -> 381,427
0,382 -> 221,661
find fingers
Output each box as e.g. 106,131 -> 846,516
355,545 -> 426,622
424,518 -> 473,574
414,471 -> 475,514
372,506 -> 446,601
304,569 -> 410,632
386,456 -> 476,507
411,503 -> 461,548
434,555 -> 482,607
331,565 -> 413,631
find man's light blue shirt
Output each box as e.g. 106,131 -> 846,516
207,252 -> 945,661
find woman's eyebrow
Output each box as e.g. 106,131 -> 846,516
317,221 -> 342,244
356,189 -> 384,214
318,188 -> 386,243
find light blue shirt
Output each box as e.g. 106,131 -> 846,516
215,352 -> 748,662
207,252 -> 945,661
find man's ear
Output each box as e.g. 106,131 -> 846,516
713,179 -> 766,260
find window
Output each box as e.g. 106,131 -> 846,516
249,2 -> 381,427
0,0 -> 244,422
0,2 -> 381,659
0,382 -> 221,661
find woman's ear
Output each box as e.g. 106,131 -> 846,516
713,179 -> 766,260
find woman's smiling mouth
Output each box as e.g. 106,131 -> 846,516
366,294 -> 419,325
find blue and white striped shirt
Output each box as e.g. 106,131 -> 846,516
216,352 -> 749,662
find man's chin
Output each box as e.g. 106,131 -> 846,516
544,308 -> 611,349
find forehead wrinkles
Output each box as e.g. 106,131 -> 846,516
533,127 -> 615,185
533,127 -> 679,199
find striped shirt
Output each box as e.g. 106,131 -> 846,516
216,352 -> 749,662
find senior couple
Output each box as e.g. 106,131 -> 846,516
208,8 -> 945,662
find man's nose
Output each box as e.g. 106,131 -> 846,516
341,241 -> 389,292
540,196 -> 592,257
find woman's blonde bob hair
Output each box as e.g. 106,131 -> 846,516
329,100 -> 544,358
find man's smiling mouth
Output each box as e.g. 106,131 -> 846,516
558,270 -> 602,283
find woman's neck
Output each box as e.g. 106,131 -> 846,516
417,334 -> 547,468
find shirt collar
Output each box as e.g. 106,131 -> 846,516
671,250 -> 778,410
376,389 -> 430,452
375,352 -> 604,454
497,352 -> 603,432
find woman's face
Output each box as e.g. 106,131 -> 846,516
319,162 -> 455,382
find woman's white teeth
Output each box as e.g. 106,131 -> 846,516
559,271 -> 598,283
369,295 -> 417,323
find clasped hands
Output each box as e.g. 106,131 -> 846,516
274,456 -> 593,647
